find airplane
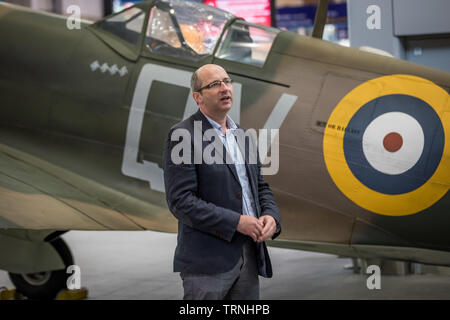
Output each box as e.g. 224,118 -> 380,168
0,0 -> 449,299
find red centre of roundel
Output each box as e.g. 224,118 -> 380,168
383,132 -> 403,152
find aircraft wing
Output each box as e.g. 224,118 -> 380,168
0,139 -> 175,231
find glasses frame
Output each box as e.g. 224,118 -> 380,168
196,78 -> 234,92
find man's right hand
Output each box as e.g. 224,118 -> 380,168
236,215 -> 264,242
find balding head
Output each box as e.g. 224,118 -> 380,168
191,64 -> 227,92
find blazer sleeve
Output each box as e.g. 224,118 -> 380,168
163,128 -> 241,242
256,157 -> 282,240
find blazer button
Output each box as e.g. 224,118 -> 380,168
236,192 -> 242,199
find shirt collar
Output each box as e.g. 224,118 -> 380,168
201,111 -> 238,132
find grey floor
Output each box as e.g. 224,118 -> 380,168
1,230 -> 449,299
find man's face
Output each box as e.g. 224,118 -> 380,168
194,65 -> 233,115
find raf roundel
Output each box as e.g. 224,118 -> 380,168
363,112 -> 424,175
323,75 -> 450,216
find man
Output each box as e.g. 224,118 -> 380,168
163,64 -> 281,300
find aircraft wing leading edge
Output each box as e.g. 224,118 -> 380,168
0,141 -> 174,231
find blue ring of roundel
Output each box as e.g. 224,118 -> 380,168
343,94 -> 445,195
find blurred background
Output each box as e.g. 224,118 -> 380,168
0,0 -> 350,47
2,0 -> 450,72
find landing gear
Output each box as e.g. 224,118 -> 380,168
8,237 -> 73,300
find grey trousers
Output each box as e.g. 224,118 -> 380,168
180,239 -> 259,300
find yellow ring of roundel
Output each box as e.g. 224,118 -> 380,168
323,74 -> 450,216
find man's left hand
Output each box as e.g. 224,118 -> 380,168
257,215 -> 277,242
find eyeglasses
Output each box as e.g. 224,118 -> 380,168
196,78 -> 233,92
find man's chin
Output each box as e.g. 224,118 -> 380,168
221,102 -> 232,111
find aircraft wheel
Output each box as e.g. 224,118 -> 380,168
8,237 -> 73,300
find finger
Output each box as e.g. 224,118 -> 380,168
259,233 -> 268,242
258,228 -> 267,241
262,220 -> 273,235
261,224 -> 275,241
254,222 -> 263,235
266,224 -> 276,239
256,218 -> 264,228
260,231 -> 267,241
259,218 -> 271,231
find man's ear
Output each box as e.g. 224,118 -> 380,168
192,91 -> 202,105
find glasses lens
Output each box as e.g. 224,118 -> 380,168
202,79 -> 233,91
207,81 -> 219,89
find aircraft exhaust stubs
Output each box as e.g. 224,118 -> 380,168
323,74 -> 450,216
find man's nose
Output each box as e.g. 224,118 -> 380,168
220,81 -> 228,89
219,81 -> 232,92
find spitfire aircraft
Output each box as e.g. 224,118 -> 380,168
0,0 -> 449,299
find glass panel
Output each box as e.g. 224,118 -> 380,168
216,21 -> 279,67
145,0 -> 233,61
98,7 -> 145,45
147,6 -> 182,49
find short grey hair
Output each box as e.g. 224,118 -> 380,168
191,70 -> 202,92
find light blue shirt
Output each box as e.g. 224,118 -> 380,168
203,113 -> 257,218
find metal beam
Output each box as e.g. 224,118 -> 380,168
312,0 -> 329,39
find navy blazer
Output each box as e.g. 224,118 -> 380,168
163,109 -> 281,278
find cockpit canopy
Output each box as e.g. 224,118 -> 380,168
95,0 -> 279,66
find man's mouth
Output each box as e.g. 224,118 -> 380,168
220,96 -> 231,103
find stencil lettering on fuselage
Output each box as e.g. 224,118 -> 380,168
122,63 -> 296,192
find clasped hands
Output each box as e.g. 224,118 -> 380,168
237,214 -> 276,242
